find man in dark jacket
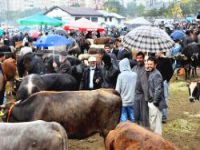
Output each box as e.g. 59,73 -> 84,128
156,51 -> 173,123
80,56 -> 103,90
102,54 -> 119,88
146,57 -> 167,135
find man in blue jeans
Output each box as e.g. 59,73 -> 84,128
115,58 -> 137,122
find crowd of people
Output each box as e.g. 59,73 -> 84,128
0,21 -> 200,135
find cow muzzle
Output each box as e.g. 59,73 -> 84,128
189,97 -> 195,102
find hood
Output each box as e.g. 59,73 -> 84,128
119,58 -> 131,72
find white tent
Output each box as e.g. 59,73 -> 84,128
125,17 -> 151,25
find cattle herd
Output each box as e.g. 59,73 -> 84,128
0,36 -> 194,149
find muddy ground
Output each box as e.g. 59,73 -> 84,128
68,79 -> 200,150
2,77 -> 200,150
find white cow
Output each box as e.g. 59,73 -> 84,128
0,120 -> 68,150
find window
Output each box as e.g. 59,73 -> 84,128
109,17 -> 112,22
91,17 -> 98,22
85,17 -> 90,20
75,17 -> 81,20
105,17 -> 107,22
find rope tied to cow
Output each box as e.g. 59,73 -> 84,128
7,102 -> 16,122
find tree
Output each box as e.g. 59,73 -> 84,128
136,4 -> 145,16
126,1 -> 137,17
70,3 -> 80,7
171,3 -> 183,18
103,0 -> 125,14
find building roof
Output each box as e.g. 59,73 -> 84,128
44,6 -> 103,17
110,12 -> 125,19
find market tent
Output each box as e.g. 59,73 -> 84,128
64,18 -> 104,32
126,17 -> 151,26
17,14 -> 63,26
0,28 -> 5,36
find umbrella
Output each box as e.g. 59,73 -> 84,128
123,26 -> 175,53
18,26 -> 32,32
18,14 -> 63,26
29,30 -> 41,38
34,35 -> 72,48
54,29 -> 68,38
64,18 -> 104,32
170,30 -> 185,41
0,28 -> 5,36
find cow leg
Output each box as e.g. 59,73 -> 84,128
184,68 -> 189,80
195,67 -> 197,77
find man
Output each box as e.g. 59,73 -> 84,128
132,52 -> 149,128
156,51 -> 174,123
102,54 -> 119,88
80,56 -> 103,90
183,30 -> 193,48
20,42 -> 33,56
115,58 -> 137,122
104,43 -> 117,61
197,26 -> 200,44
146,57 -> 167,135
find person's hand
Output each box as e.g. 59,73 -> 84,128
95,78 -> 100,83
53,61 -> 57,68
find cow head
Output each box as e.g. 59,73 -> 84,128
188,81 -> 200,102
12,78 -> 23,95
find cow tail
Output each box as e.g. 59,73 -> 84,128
51,122 -> 68,150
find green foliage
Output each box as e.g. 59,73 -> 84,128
1,8 -> 43,21
104,0 -> 122,13
138,0 -> 200,18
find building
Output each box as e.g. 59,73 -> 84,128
44,6 -> 125,26
44,6 -> 103,23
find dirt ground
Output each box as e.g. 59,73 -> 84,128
68,78 -> 200,150
2,77 -> 200,150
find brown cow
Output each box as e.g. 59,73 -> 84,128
94,37 -> 111,45
2,89 -> 122,139
0,58 -> 16,104
105,121 -> 178,150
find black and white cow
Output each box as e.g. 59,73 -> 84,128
188,81 -> 200,102
0,120 -> 68,150
16,73 -> 78,101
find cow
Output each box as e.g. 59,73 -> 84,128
2,89 -> 122,139
181,43 -> 200,80
105,121 -> 178,150
0,58 -> 16,104
0,120 -> 68,150
94,37 -> 112,45
188,81 -> 200,102
16,73 -> 78,101
17,52 -> 46,77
